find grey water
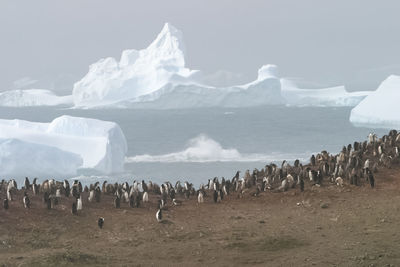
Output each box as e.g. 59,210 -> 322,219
0,106 -> 387,186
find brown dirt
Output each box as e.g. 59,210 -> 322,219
1,166 -> 400,266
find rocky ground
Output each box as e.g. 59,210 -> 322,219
1,166 -> 400,266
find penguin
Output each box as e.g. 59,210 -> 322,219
71,201 -> 77,215
24,177 -> 30,190
172,198 -> 182,206
98,217 -> 105,229
43,191 -> 50,203
88,190 -> 95,202
56,189 -> 61,198
3,198 -> 9,210
135,193 -> 141,208
6,190 -> 12,201
95,187 -> 101,202
46,197 -> 52,210
141,180 -> 148,193
32,180 -> 39,196
213,190 -> 218,203
77,196 -> 83,210
23,192 -> 30,209
367,169 -> 375,188
310,155 -> 316,166
156,209 -> 162,223
198,191 -> 204,203
300,178 -> 304,192
142,191 -> 149,203
114,195 -> 120,208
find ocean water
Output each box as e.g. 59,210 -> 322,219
0,106 -> 387,186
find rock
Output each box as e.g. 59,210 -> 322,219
321,203 -> 329,209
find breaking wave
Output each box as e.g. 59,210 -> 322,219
126,135 -> 310,163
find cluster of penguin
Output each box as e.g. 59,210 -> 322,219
1,129 -> 400,228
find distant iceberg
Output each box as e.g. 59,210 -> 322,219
0,23 -> 371,109
0,116 -> 127,176
0,89 -> 72,107
72,23 -> 369,109
350,75 -> 400,129
281,79 -> 371,107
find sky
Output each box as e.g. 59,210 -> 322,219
1,0 -> 400,94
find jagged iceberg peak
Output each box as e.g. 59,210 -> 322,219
257,64 -> 279,80
145,22 -> 186,68
73,22 -> 197,107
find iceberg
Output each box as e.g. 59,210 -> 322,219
0,116 -> 127,176
350,75 -> 400,129
0,89 -> 73,107
281,79 -> 370,107
72,22 -> 369,109
73,23 -> 200,108
72,23 -> 284,108
0,138 -> 82,177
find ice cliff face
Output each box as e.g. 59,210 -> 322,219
0,116 -> 128,176
350,75 -> 400,129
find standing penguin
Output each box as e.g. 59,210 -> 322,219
3,198 -> 9,210
77,196 -> 83,210
129,194 -> 135,208
367,169 -> 375,188
24,177 -> 30,190
23,192 -> 30,209
300,178 -> 304,192
198,191 -> 204,203
114,195 -> 120,208
213,190 -> 218,203
98,217 -> 105,229
135,193 -> 141,208
156,208 -> 162,222
71,201 -> 77,215
310,155 -> 316,166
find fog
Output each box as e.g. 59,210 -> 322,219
1,0 -> 400,94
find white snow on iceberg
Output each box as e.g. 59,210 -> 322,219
350,75 -> 400,129
0,89 -> 73,107
281,79 -> 370,107
0,116 -> 127,176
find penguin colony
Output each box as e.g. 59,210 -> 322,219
1,130 -> 399,225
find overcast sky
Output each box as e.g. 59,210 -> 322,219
1,0 -> 400,93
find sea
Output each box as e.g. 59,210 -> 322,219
0,106 -> 387,186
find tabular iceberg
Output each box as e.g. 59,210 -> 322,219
350,75 -> 400,129
0,115 -> 127,176
281,79 -> 370,107
0,89 -> 73,107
